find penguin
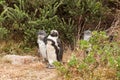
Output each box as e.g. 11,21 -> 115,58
83,30 -> 92,41
46,30 -> 63,68
83,30 -> 92,54
37,30 -> 47,62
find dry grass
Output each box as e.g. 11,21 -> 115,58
0,22 -> 120,80
0,45 -> 119,80
0,59 -> 58,80
0,41 -> 59,80
0,48 -> 74,80
0,41 -> 38,55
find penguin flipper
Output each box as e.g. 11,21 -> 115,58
57,39 -> 63,62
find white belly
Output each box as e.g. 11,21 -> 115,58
38,40 -> 47,59
84,35 -> 91,41
46,42 -> 57,65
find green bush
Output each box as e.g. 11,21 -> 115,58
0,0 -> 112,48
0,27 -> 9,40
55,31 -> 120,80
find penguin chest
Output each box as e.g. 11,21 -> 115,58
46,41 -> 57,64
84,35 -> 91,41
46,41 -> 56,54
37,40 -> 47,58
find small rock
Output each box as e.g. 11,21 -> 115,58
2,55 -> 39,65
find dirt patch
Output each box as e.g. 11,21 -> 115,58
0,48 -> 73,80
0,60 -> 57,80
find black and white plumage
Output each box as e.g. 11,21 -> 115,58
46,30 -> 63,68
37,30 -> 47,61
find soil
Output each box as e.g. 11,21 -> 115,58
0,61 -> 58,80
0,50 -> 72,80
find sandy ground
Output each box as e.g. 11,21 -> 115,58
0,60 -> 58,80
0,48 -> 72,80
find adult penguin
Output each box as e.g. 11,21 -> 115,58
37,30 -> 47,62
83,30 -> 92,54
46,30 -> 63,68
83,30 -> 92,41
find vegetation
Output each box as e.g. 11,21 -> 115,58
0,0 -> 118,48
0,0 -> 120,79
54,31 -> 120,80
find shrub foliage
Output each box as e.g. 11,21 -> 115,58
0,0 -> 114,47
55,31 -> 120,80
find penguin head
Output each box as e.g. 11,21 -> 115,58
84,30 -> 92,36
37,30 -> 47,40
50,30 -> 59,37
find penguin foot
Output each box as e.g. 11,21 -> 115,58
46,64 -> 55,69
